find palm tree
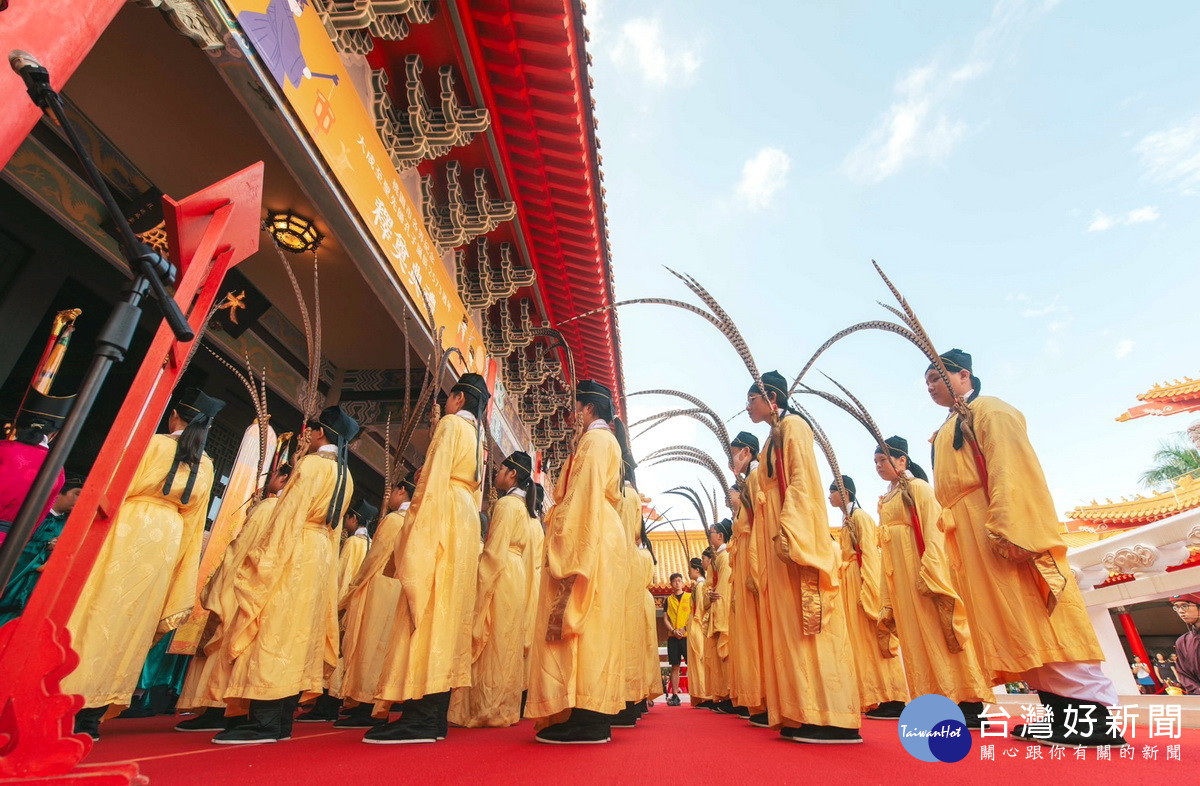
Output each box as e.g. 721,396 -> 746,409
1139,432 -> 1200,491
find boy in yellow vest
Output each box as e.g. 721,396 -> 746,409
663,573 -> 691,706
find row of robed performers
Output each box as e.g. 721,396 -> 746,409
1,372 -> 666,746
1,346 -> 1138,748
655,352 -> 1131,747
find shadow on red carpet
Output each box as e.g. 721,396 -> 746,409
82,705 -> 1195,785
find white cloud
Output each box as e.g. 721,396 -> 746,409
1086,205 -> 1159,232
1126,205 -> 1160,224
1136,115 -> 1200,194
610,17 -> 700,88
1114,340 -> 1134,359
734,147 -> 791,210
844,0 -> 1057,184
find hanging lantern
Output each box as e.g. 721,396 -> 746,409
265,209 -> 323,253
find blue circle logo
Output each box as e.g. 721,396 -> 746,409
897,694 -> 972,763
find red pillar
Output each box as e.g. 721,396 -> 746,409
1117,610 -> 1161,692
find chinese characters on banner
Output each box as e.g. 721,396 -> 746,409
223,0 -> 484,373
978,703 -> 1185,761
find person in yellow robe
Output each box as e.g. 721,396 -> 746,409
176,465 -> 293,732
687,552 -> 711,708
727,433 -> 768,726
67,388 -> 224,740
213,405 -> 358,744
366,373 -> 489,744
925,349 -> 1124,747
300,499 -> 380,723
526,379 -> 627,744
704,518 -> 734,714
746,371 -> 861,743
872,436 -> 992,720
449,450 -> 540,728
333,475 -> 414,728
522,484 -> 545,714
612,467 -> 643,728
827,475 -> 909,720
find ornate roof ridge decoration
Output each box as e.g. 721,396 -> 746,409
1066,473 -> 1200,526
371,57 -> 490,171
140,0 -> 225,50
421,161 -> 516,253
316,0 -> 436,54
1137,374 -> 1200,402
456,236 -> 536,310
1117,371 -> 1200,421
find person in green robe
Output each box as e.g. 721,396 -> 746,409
0,476 -> 84,624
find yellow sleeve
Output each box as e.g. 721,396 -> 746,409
774,416 -> 837,584
852,509 -> 884,622
341,512 -> 403,610
545,431 -> 614,638
909,479 -> 970,652
472,495 -> 524,657
396,415 -> 464,626
709,552 -> 731,637
337,536 -> 368,603
974,398 -> 1065,555
157,455 -> 212,633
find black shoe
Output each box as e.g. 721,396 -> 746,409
748,712 -> 770,728
295,693 -> 340,722
73,705 -> 108,741
535,709 -> 611,745
611,704 -> 640,729
362,693 -> 448,744
958,701 -> 985,730
333,704 -> 385,728
781,724 -> 863,744
636,699 -> 649,716
710,699 -> 736,715
735,706 -> 751,718
864,701 -> 906,720
212,699 -> 287,745
1010,724 -> 1034,741
694,700 -> 714,709
175,707 -> 228,732
362,718 -> 439,744
666,694 -> 681,707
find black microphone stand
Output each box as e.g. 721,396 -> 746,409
0,57 -> 195,590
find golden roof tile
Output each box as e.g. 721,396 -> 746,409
1065,475 -> 1200,526
646,531 -> 709,592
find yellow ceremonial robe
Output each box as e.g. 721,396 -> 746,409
729,466 -> 765,712
637,548 -> 661,700
933,395 -> 1102,681
754,414 -> 860,729
178,496 -> 279,711
526,425 -> 627,724
222,450 -> 352,704
616,482 -> 642,702
687,577 -> 709,704
836,508 -> 908,710
375,413 -> 481,708
705,546 -> 731,700
63,434 -> 213,710
449,492 -> 534,727
334,509 -> 407,705
877,479 -> 991,702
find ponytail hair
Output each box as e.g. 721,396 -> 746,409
613,418 -> 637,489
163,409 -> 213,504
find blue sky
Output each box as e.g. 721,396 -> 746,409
582,0 -> 1200,528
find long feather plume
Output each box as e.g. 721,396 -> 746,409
664,485 -> 710,531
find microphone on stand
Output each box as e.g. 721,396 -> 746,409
9,50 -> 54,107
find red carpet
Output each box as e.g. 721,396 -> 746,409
82,705 -> 1196,784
